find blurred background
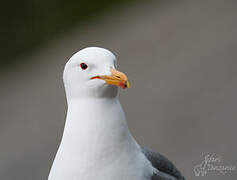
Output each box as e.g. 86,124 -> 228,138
1,0 -> 237,179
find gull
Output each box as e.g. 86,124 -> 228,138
48,47 -> 185,180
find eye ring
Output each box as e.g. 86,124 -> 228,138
80,63 -> 88,70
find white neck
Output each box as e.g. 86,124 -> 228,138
49,97 -> 154,180
61,97 -> 135,156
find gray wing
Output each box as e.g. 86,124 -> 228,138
141,147 -> 185,180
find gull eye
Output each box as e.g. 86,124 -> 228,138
80,63 -> 88,70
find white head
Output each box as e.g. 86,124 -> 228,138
63,47 -> 130,100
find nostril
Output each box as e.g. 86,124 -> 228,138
116,76 -> 120,78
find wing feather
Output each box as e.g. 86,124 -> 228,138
141,147 -> 185,180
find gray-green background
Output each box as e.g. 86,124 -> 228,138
1,0 -> 237,179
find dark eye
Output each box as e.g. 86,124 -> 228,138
80,63 -> 88,70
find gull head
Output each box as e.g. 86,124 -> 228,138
63,47 -> 130,100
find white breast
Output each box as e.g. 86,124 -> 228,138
48,98 -> 155,180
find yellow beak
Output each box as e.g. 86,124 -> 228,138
90,68 -> 130,89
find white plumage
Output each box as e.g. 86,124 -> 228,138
48,47 -> 156,180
